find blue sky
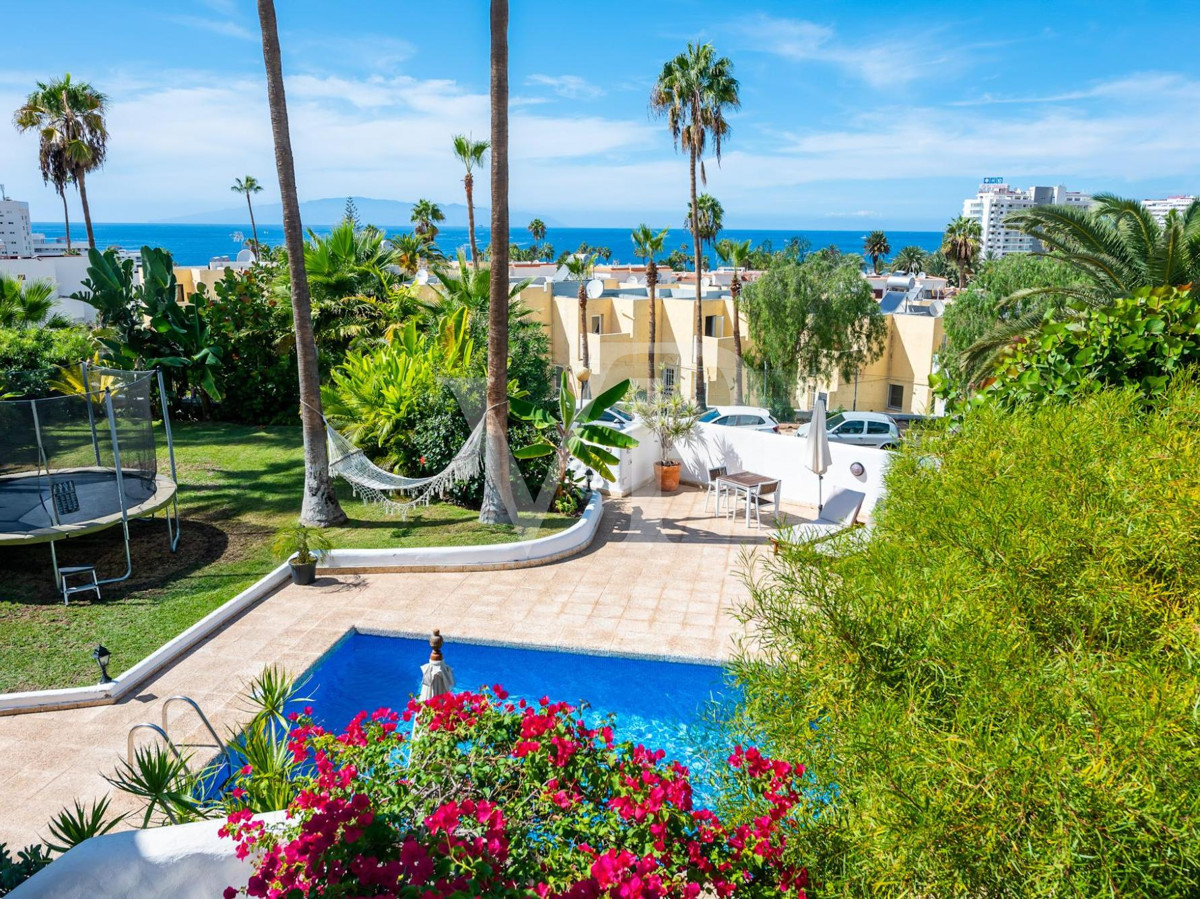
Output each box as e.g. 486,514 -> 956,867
1,0 -> 1197,228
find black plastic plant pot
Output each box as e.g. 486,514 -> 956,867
290,560 -> 317,585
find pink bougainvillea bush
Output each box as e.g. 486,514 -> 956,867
221,686 -> 808,898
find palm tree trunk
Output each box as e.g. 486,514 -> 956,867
59,187 -> 72,253
465,173 -> 479,271
479,0 -> 517,525
732,273 -> 744,404
690,146 -> 705,407
246,193 -> 260,252
257,0 -> 346,527
77,171 -> 96,250
647,260 -> 657,393
578,284 -> 590,370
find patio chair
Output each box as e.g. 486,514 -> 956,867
728,479 -> 781,528
704,465 -> 727,514
769,488 -> 866,553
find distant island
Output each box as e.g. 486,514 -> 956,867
159,195 -> 558,228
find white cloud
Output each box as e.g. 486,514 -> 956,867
525,74 -> 605,100
167,14 -> 255,42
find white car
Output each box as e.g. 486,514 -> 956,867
699,405 -> 780,433
796,411 -> 900,449
592,406 -> 635,430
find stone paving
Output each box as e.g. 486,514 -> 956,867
0,487 -> 815,849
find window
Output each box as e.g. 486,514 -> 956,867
551,365 -> 565,395
824,413 -> 846,430
887,384 -> 904,410
699,409 -> 721,423
590,314 -> 604,334
661,366 -> 677,395
704,314 -> 724,337
867,421 -> 891,435
836,421 -> 865,435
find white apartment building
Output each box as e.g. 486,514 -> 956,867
1142,195 -> 1196,225
0,196 -> 34,258
962,179 -> 1093,258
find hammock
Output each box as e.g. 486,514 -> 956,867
325,418 -> 485,518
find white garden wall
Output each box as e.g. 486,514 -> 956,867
603,422 -> 890,517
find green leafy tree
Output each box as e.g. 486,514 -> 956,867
651,42 -> 740,406
716,237 -> 751,402
410,198 -> 445,245
742,254 -> 887,419
892,245 -> 928,275
390,231 -> 426,278
231,175 -> 264,250
564,254 -> 598,371
687,193 -> 723,281
942,216 -> 982,288
452,134 -> 489,270
0,274 -> 58,329
13,74 -> 108,250
511,372 -> 637,489
527,217 -> 546,254
862,229 -> 891,274
631,225 -> 669,388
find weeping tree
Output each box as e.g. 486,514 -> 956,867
256,0 -> 346,526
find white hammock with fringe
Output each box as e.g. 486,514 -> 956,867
325,418 -> 485,518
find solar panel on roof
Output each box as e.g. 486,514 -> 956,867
879,291 -> 906,314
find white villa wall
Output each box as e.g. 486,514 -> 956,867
0,255 -> 95,321
606,422 -> 890,516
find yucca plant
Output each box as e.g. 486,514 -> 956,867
44,797 -> 123,854
242,663 -> 309,736
105,744 -> 206,827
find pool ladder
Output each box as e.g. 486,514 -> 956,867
126,695 -> 231,767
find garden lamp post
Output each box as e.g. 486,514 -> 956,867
93,644 -> 113,684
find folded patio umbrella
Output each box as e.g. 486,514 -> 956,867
806,398 -> 832,513
419,629 -> 456,701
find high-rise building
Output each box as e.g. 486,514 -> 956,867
1142,195 -> 1196,225
962,179 -> 1092,258
0,195 -> 34,258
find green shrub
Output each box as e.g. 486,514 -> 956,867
734,382 -> 1200,896
0,326 -> 96,398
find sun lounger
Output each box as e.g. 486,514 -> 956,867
769,489 -> 866,554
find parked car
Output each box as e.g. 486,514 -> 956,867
699,405 -> 780,433
593,406 -> 635,429
796,411 -> 900,449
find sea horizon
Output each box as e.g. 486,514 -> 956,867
31,222 -> 945,268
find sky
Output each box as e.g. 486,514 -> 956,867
1,0 -> 1197,229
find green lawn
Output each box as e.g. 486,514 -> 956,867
0,421 -> 573,693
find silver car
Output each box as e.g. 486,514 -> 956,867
797,411 -> 900,449
699,405 -> 781,433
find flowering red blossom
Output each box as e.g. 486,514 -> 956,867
222,686 -> 809,898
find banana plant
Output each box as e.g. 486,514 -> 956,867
510,371 -> 638,488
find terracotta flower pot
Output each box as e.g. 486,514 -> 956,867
654,461 -> 681,492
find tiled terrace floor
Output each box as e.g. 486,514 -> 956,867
0,487 -> 814,848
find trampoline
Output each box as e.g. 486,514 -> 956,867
0,363 -> 181,600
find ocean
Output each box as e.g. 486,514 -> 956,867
31,222 -> 944,268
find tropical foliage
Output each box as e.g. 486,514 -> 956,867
222,687 -> 810,898
410,198 -> 445,244
0,274 -> 61,330
891,244 -> 927,275
629,389 -> 701,465
941,215 -> 981,288
564,253 -> 598,369
741,252 -> 887,420
452,134 -> 488,269
0,325 -> 94,398
862,230 -> 890,274
230,175 -> 264,249
632,224 -> 669,386
735,381 -> 1200,896
716,237 -> 751,402
985,286 -> 1200,408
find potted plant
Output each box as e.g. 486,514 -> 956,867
273,524 -> 332,586
630,391 -> 701,492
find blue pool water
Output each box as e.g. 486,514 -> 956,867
295,631 -> 738,781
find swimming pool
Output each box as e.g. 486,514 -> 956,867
295,630 -> 739,782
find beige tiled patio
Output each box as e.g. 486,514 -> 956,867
0,487 -> 813,849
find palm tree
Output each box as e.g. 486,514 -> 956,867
631,225 -> 669,389
527,218 -> 546,256
452,134 -> 489,271
303,222 -> 395,303
716,237 -> 751,403
943,216 -> 982,289
565,254 -> 598,372
13,74 -> 108,250
863,230 -> 891,274
893,245 -> 929,275
687,193 -> 723,274
651,42 -> 740,407
0,274 -> 57,329
410,199 -> 445,244
390,231 -> 426,278
255,0 -> 345,527
960,195 -> 1200,381
480,0 -> 517,525
231,175 -> 264,252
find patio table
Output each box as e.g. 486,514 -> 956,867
716,471 -> 782,526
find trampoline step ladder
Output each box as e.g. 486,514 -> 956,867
59,566 -> 101,606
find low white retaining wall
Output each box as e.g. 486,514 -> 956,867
10,812 -> 286,898
605,423 -> 890,516
0,494 -> 604,716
